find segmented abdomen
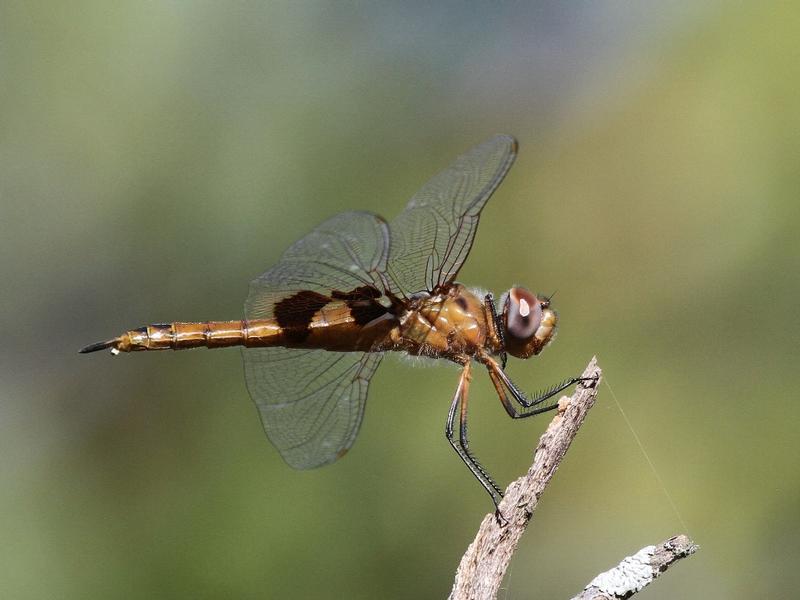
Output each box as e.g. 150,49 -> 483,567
117,320 -> 282,352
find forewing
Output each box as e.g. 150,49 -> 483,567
387,134 -> 517,295
244,347 -> 382,469
243,211 -> 390,469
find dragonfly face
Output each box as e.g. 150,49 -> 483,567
81,134 -> 588,509
501,287 -> 558,359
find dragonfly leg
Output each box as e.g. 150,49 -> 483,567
484,292 -> 507,370
445,361 -> 504,508
482,354 -> 596,419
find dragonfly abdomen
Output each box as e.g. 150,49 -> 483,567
79,320 -> 284,354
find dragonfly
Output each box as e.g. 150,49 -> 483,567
81,134 -> 590,508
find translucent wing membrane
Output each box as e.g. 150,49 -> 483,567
243,137 -> 517,469
246,211 -> 391,315
244,211 -> 391,469
387,134 -> 517,295
244,347 -> 382,469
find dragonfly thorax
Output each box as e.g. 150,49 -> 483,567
392,284 -> 490,360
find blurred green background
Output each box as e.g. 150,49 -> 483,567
2,2 -> 798,598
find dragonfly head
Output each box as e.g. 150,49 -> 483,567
502,287 -> 558,359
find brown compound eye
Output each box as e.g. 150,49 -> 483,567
504,287 -> 542,340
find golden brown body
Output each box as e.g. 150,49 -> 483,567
79,135 -> 587,509
92,284 -> 502,364
386,285 -> 500,360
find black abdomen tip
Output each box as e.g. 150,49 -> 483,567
79,340 -> 114,354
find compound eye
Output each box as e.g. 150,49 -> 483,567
505,287 -> 543,340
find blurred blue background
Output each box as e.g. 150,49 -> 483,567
2,2 -> 798,598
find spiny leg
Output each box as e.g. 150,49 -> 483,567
482,354 -> 596,418
445,361 -> 504,508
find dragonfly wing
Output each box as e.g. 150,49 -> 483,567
387,134 -> 517,295
246,210 -> 390,315
244,347 -> 383,469
244,210 -> 391,469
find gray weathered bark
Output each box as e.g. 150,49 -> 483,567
449,357 -> 602,599
570,535 -> 698,599
447,357 -> 697,600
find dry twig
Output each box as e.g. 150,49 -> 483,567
570,534 -> 698,600
449,357 -> 602,599
448,357 -> 697,600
